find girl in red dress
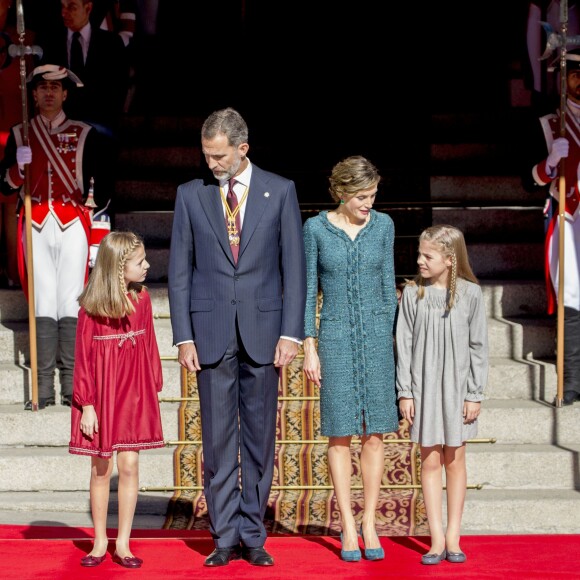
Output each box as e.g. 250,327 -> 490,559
69,231 -> 164,569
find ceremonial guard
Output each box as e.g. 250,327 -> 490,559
523,48 -> 580,405
0,64 -> 109,409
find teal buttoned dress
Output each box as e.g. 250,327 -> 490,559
303,210 -> 399,437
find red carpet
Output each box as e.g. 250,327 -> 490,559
0,525 -> 578,579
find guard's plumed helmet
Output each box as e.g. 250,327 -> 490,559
26,64 -> 84,89
565,47 -> 580,73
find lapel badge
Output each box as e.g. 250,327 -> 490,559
264,192 -> 270,198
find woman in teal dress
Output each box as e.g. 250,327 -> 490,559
303,156 -> 399,562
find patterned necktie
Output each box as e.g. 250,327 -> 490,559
70,31 -> 85,77
227,178 -> 241,263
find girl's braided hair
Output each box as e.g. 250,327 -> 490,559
413,225 -> 478,310
78,231 -> 145,319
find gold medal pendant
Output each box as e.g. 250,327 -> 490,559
221,184 -> 249,248
227,218 -> 240,246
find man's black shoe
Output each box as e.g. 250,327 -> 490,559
204,546 -> 242,567
24,398 -> 55,411
61,395 -> 72,407
242,546 -> 274,566
563,390 -> 580,405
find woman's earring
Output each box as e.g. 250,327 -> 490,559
339,198 -> 345,205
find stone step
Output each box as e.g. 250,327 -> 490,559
0,360 -> 181,406
0,363 -> 29,404
433,206 -> 543,241
115,211 -> 174,245
117,146 -> 200,173
487,317 -> 554,359
113,205 -> 546,253
0,490 -> 172,528
486,356 -> 556,402
480,279 -> 547,318
468,242 -> 544,279
0,281 -> 552,323
1,441 -> 578,493
143,243 -> 546,282
114,183 -> 178,212
431,111 -> 530,144
430,175 -> 545,204
461,489 -> 580,534
0,447 -> 175,492
1,488 -> 578,535
430,143 -> 517,174
462,443 -> 580,490
477,399 -> 579,444
120,115 -> 204,143
0,284 -> 171,323
0,313 -> 176,364
4,395 -> 577,448
0,402 -> 180,447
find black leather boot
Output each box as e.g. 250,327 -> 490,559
563,307 -> 580,405
24,317 -> 58,410
57,317 -> 78,406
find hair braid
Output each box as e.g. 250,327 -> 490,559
447,253 -> 457,310
119,234 -> 140,292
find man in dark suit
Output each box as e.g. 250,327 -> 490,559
168,107 -> 306,567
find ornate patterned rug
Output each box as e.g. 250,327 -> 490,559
162,352 -> 428,536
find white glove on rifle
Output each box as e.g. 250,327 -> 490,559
546,137 -> 569,171
16,146 -> 32,172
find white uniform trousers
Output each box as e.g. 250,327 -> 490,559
548,215 -> 580,312
22,215 -> 88,319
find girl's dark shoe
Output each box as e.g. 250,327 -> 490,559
80,554 -> 106,567
113,551 -> 142,568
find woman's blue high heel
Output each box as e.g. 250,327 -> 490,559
340,532 -> 361,562
360,526 -> 385,561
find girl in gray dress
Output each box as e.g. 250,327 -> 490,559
303,156 -> 399,562
396,225 -> 488,566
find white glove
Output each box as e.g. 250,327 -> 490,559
16,146 -> 32,171
546,137 -> 569,170
88,245 -> 99,268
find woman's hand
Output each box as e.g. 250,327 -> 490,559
302,337 -> 321,386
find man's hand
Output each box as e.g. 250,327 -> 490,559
178,342 -> 201,372
16,145 -> 32,171
274,338 -> 299,367
547,137 -> 569,170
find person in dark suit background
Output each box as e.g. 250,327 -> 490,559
36,0 -> 129,223
168,107 -> 306,568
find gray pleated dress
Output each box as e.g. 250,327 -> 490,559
395,280 -> 488,447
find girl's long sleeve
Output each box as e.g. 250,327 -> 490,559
72,308 -> 97,406
395,285 -> 416,399
466,285 -> 489,402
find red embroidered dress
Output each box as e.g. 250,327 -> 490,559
69,290 -> 164,458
